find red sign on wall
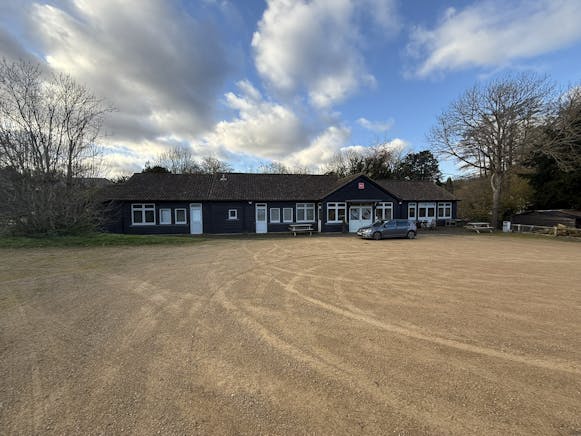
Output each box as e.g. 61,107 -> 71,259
358,182 -> 365,190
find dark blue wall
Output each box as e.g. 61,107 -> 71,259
324,176 -> 393,202
322,176 -> 399,232
203,202 -> 249,233
122,201 -> 191,235
401,200 -> 458,226
109,186 -> 457,235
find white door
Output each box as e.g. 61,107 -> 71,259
190,203 -> 203,234
256,203 -> 267,233
348,205 -> 373,232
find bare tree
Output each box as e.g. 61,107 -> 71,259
155,145 -> 201,174
530,85 -> 581,171
429,74 -> 554,227
258,161 -> 311,174
324,143 -> 402,179
258,161 -> 292,174
0,59 -> 111,234
199,156 -> 232,174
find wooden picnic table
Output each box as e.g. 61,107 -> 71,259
288,223 -> 314,236
464,222 -> 494,233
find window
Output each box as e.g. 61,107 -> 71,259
296,203 -> 315,222
438,202 -> 452,219
326,202 -> 346,223
159,208 -> 171,225
270,208 -> 280,223
418,202 -> 436,219
228,209 -> 238,220
175,208 -> 187,224
375,202 -> 393,221
408,202 -> 416,219
131,204 -> 156,225
283,208 -> 293,223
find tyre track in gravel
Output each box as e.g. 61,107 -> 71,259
240,240 -> 580,375
266,272 -> 580,375
213,259 -> 517,435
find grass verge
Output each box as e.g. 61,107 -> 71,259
0,233 -> 207,248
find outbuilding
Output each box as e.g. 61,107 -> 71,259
510,210 -> 581,229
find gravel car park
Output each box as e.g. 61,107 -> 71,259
1,236 -> 580,435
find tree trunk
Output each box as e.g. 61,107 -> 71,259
490,172 -> 503,229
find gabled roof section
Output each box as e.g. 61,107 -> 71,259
375,180 -> 457,201
320,173 -> 367,198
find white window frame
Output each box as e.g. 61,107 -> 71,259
159,208 -> 172,225
408,202 -> 417,220
375,202 -> 393,221
326,202 -> 346,223
270,208 -> 280,223
437,202 -> 452,219
418,202 -> 436,219
296,203 -> 315,222
131,203 -> 156,225
283,208 -> 293,223
174,208 -> 187,225
228,209 -> 238,220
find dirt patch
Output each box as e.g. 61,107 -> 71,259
1,235 -> 580,435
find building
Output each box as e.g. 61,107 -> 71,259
101,173 -> 458,234
511,209 -> 581,228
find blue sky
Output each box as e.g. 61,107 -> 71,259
1,0 -> 580,177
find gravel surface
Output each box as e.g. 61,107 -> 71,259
1,235 -> 580,435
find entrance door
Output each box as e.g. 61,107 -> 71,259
348,205 -> 373,232
190,203 -> 203,234
255,203 -> 267,233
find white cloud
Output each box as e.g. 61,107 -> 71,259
282,125 -> 352,169
407,0 -> 581,77
28,0 -> 232,142
206,80 -> 309,159
252,0 -> 398,108
357,117 -> 394,133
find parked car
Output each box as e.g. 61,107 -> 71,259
357,219 -> 417,240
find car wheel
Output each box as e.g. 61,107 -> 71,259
407,231 -> 416,239
373,232 -> 382,240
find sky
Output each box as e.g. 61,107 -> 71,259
1,0 -> 580,178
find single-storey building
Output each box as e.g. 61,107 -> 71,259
101,172 -> 457,235
511,209 -> 581,228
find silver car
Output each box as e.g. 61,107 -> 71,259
357,219 -> 417,240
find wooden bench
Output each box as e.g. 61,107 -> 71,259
288,224 -> 314,236
464,222 -> 494,233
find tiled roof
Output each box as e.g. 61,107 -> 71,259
99,173 -> 214,201
375,180 -> 457,201
100,173 -> 339,201
208,173 -> 339,200
99,173 -> 457,202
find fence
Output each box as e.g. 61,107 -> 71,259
511,223 -> 581,238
